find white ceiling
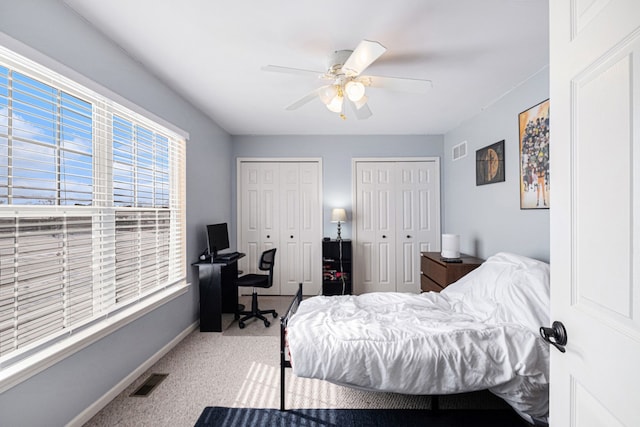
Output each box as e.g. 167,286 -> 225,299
63,0 -> 549,136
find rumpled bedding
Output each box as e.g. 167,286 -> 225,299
286,252 -> 550,422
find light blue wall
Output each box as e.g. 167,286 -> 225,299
443,68 -> 550,262
0,1 -> 548,424
231,135 -> 444,241
0,1 -> 231,426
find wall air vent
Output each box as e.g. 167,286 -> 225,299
130,373 -> 168,397
452,141 -> 468,161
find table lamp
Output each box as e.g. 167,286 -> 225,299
331,208 -> 347,240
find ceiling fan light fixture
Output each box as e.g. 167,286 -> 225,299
262,38 -> 432,120
326,94 -> 344,113
345,80 -> 365,102
319,85 -> 338,104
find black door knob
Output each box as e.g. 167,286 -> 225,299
290,235 -> 294,239
382,235 -> 387,239
266,235 -> 270,239
540,321 -> 568,353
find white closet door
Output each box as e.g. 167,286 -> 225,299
395,161 -> 440,293
279,163 -> 300,295
355,159 -> 440,294
239,160 -> 322,296
279,162 -> 321,295
239,162 -> 280,294
355,162 -> 396,293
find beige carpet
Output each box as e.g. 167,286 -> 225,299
222,295 -> 291,337
84,296 -> 510,427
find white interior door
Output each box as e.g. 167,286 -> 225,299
550,1 -> 640,426
238,159 -> 322,296
354,159 -> 440,294
279,162 -> 321,295
239,162 -> 280,294
395,161 -> 440,293
355,162 -> 395,293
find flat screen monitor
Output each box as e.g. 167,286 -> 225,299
206,223 -> 230,257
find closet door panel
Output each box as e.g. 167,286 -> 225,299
239,164 -> 261,276
375,184 -> 395,292
361,241 -> 374,284
355,162 -> 395,293
415,161 -> 439,252
279,163 -> 300,295
397,183 -> 417,292
294,162 -> 321,295
261,163 -> 281,294
239,162 -> 280,294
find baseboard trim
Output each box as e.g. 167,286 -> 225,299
66,321 -> 199,427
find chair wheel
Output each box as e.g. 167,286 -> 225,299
272,312 -> 278,318
264,320 -> 271,327
239,322 -> 245,329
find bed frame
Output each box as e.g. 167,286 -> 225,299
278,283 -> 440,412
280,283 -> 304,411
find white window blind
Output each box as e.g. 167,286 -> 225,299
0,45 -> 186,362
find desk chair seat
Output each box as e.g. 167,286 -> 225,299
235,248 -> 277,328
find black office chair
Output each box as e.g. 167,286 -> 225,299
235,248 -> 278,328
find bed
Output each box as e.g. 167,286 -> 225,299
280,252 -> 550,424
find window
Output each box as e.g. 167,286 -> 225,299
0,46 -> 186,367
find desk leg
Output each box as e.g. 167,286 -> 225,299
198,264 -> 223,332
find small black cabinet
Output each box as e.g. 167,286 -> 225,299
322,239 -> 352,295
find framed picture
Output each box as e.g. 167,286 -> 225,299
476,140 -> 505,186
519,99 -> 550,209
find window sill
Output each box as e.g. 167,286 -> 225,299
0,281 -> 190,394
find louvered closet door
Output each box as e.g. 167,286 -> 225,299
239,162 -> 280,294
355,159 -> 440,294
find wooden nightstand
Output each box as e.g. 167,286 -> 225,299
420,252 -> 484,292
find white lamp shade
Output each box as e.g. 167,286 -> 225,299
345,80 -> 365,102
326,95 -> 344,113
319,85 -> 338,104
441,234 -> 460,258
331,208 -> 347,223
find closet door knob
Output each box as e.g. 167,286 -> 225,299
382,235 -> 387,239
290,235 -> 294,239
406,235 -> 412,239
266,235 -> 270,239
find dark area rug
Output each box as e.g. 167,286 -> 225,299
195,407 -> 531,427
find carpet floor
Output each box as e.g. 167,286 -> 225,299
195,406 -> 530,427
84,297 -> 531,427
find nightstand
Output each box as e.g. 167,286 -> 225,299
420,252 -> 484,292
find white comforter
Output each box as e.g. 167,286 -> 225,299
286,252 -> 550,422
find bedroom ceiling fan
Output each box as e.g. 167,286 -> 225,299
262,40 -> 433,120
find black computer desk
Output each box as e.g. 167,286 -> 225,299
192,253 -> 245,332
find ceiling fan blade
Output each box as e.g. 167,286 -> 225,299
348,98 -> 373,120
261,65 -> 322,77
364,75 -> 433,94
342,40 -> 387,77
285,88 -> 322,110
